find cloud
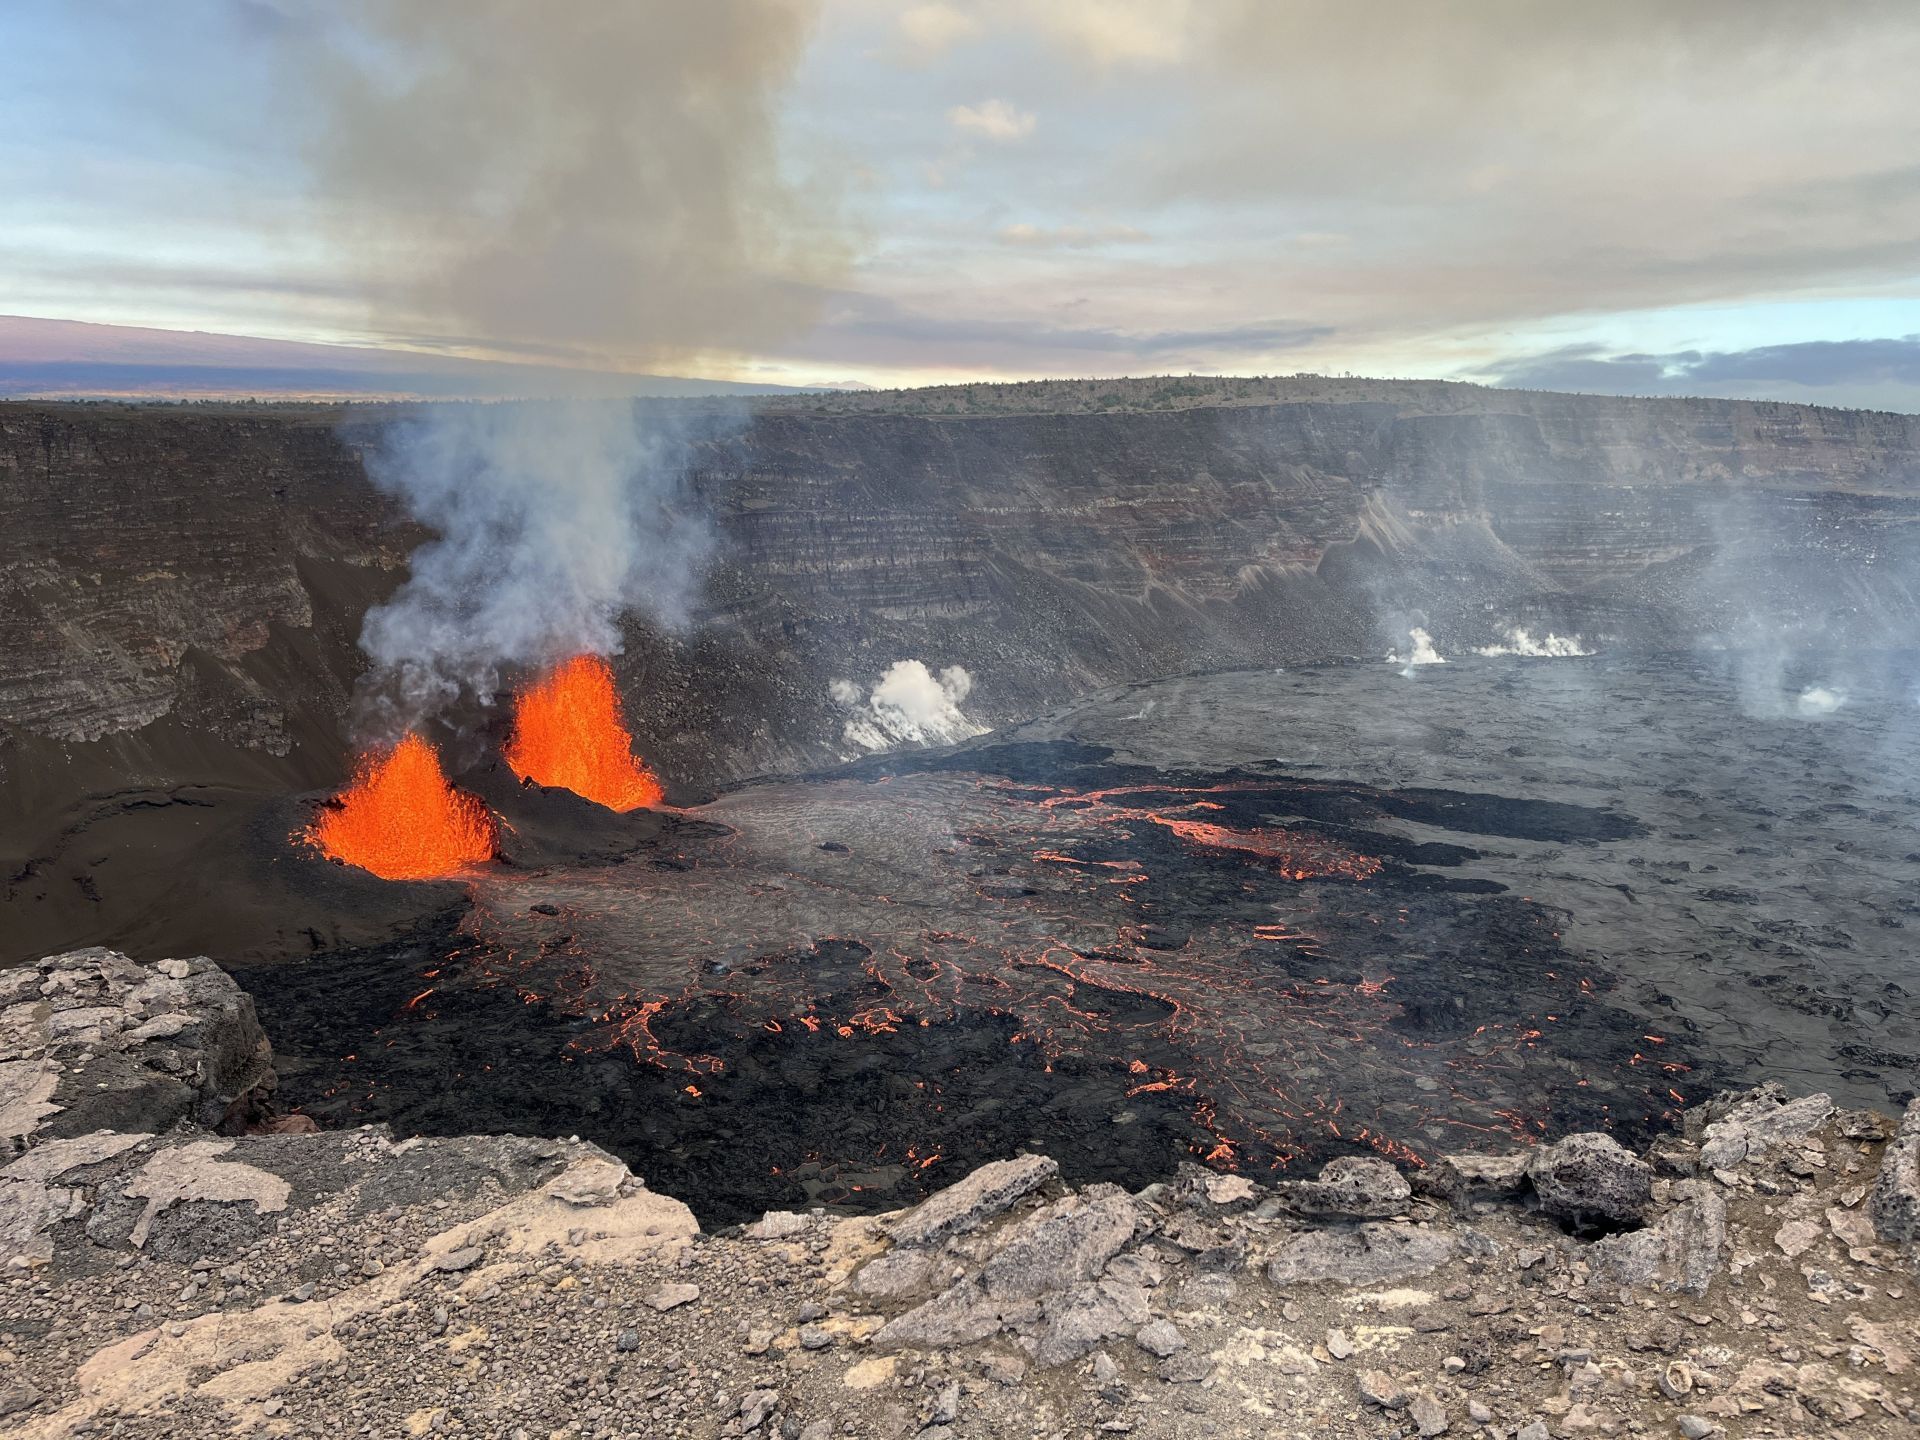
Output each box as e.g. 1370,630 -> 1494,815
1482,335 -> 1920,408
997,222 -> 1149,248
948,98 -> 1036,142
297,0 -> 849,371
893,3 -> 980,63
797,288 -> 1330,371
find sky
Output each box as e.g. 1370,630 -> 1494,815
4,0 -> 1920,407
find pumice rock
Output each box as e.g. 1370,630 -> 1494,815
1525,1131 -> 1654,1227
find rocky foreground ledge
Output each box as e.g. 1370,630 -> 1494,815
0,952 -> 1915,1440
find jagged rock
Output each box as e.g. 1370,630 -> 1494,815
0,949 -> 272,1145
745,1210 -> 812,1240
885,1154 -> 1058,1248
850,1247 -> 938,1298
546,1156 -> 629,1206
980,1187 -> 1139,1300
1409,1391 -> 1449,1436
1266,1223 -> 1456,1286
1868,1100 -> 1919,1245
1589,1181 -> 1726,1293
980,1352 -> 1026,1386
645,1282 -> 700,1311
1030,1278 -> 1151,1368
874,1279 -> 1004,1350
1277,1156 -> 1411,1218
1695,1086 -> 1835,1171
739,1389 -> 778,1430
1526,1132 -> 1653,1226
1133,1319 -> 1183,1357
1420,1150 -> 1530,1205
1358,1369 -> 1409,1408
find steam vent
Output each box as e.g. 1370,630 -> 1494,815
8,5 -> 1920,1436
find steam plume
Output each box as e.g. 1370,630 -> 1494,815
295,2 -> 842,740
832,661 -> 987,752
353,401 -> 711,741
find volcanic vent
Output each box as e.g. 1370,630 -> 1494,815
305,734 -> 495,881
505,654 -> 664,811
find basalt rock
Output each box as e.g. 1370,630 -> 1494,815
1588,1180 -> 1727,1293
1275,1155 -> 1413,1219
1525,1132 -> 1654,1228
1869,1099 -> 1920,1246
1265,1223 -> 1458,1287
1693,1085 -> 1836,1172
883,1154 -> 1058,1249
0,948 -> 272,1146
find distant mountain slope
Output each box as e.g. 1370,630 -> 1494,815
0,315 -> 806,399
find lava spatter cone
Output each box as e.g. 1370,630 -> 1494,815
307,733 -> 496,879
505,654 -> 664,811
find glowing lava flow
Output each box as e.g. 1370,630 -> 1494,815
505,655 -> 664,811
307,734 -> 495,879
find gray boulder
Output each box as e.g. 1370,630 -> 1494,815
885,1154 -> 1058,1248
1868,1100 -> 1919,1246
980,1186 -> 1139,1301
1,949 -> 272,1145
1693,1086 -> 1834,1172
1277,1156 -> 1411,1219
1526,1133 -> 1653,1227
1266,1223 -> 1456,1286
1588,1181 -> 1726,1293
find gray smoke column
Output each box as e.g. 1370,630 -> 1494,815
292,1 -> 842,739
352,400 -> 713,741
305,0 -> 839,369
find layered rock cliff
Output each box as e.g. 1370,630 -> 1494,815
4,384 -> 1919,956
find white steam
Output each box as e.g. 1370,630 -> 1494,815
1473,628 -> 1593,658
831,661 -> 987,752
353,400 -> 710,739
1795,685 -> 1848,716
1387,627 -> 1447,672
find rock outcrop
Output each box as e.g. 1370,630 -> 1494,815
1,951 -> 1916,1438
0,947 -> 270,1146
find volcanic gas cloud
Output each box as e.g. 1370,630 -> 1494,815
307,734 -> 495,880
505,654 -> 664,811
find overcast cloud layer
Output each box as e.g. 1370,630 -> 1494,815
2,0 -> 1919,406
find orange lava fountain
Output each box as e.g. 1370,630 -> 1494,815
307,734 -> 496,879
505,654 -> 664,811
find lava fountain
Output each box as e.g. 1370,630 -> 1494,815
505,654 -> 664,810
307,734 -> 496,879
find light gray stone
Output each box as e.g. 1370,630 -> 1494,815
1133,1319 -> 1183,1357
885,1154 -> 1059,1248
1266,1223 -> 1456,1287
1869,1100 -> 1919,1245
981,1188 -> 1138,1301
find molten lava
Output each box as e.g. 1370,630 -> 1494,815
505,654 -> 664,811
308,734 -> 496,880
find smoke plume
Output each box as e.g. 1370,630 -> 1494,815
305,0 -> 840,371
353,401 -> 712,741
293,2 -> 842,740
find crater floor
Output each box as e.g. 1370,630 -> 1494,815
242,652 -> 1920,1225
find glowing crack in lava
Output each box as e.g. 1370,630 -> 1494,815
505,655 -> 664,811
307,734 -> 495,879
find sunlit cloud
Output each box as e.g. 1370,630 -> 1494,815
947,98 -> 1036,142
